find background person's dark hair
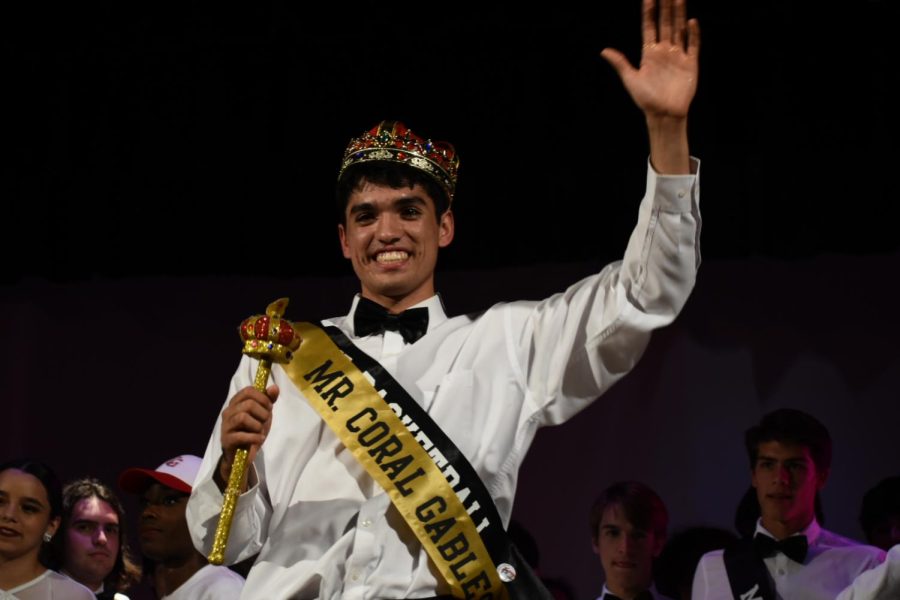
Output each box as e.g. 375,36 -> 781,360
540,575 -> 577,600
589,481 -> 669,543
52,478 -> 142,593
654,526 -> 738,600
336,161 -> 450,224
0,458 -> 63,568
744,408 -> 832,473
859,475 -> 900,547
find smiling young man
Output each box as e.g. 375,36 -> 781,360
119,455 -> 244,600
692,409 -> 885,600
187,1 -> 703,598
590,482 -> 673,600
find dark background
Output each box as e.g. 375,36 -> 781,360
3,2 -> 899,599
5,0 -> 898,281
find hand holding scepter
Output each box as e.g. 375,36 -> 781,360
208,297 -> 301,565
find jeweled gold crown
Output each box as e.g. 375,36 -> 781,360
338,120 -> 459,201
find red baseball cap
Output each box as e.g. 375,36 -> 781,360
118,454 -> 202,494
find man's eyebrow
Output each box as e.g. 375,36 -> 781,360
348,196 -> 427,215
348,201 -> 375,216
394,196 -> 427,208
757,454 -> 806,462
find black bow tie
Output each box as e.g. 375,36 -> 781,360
753,533 -> 809,563
353,297 -> 429,344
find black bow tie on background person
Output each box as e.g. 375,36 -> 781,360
603,591 -> 654,600
753,532 -> 809,563
353,297 -> 429,344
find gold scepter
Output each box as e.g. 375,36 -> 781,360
208,297 -> 301,565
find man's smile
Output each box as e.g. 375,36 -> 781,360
375,250 -> 410,264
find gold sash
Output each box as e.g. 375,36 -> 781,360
283,322 -> 505,600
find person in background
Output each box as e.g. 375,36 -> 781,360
54,478 -> 141,599
118,455 -> 243,600
654,526 -> 737,600
692,408 -> 885,600
590,481 -> 673,600
0,458 -> 94,599
859,476 -> 900,552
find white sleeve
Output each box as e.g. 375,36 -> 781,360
186,355 -> 272,565
836,544 -> 900,600
196,567 -> 246,600
511,159 -> 701,425
691,550 -> 726,600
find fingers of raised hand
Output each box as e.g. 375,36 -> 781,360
642,0 -> 693,54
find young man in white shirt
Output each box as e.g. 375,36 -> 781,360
590,481 -> 673,600
187,1 -> 703,597
692,409 -> 885,600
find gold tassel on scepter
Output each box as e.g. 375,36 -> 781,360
208,298 -> 300,565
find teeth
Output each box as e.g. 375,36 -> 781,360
376,251 -> 409,263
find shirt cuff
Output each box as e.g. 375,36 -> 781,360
646,156 -> 700,213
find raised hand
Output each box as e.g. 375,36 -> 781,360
601,0 -> 700,121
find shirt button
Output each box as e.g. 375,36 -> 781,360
361,519 -> 372,528
777,568 -> 786,576
350,572 -> 359,582
677,189 -> 686,198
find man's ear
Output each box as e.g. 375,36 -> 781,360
816,467 -> 830,491
338,223 -> 351,259
653,533 -> 667,557
438,209 -> 455,248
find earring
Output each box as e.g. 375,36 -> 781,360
43,532 -> 53,543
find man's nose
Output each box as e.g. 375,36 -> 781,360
375,213 -> 402,242
776,464 -> 791,484
94,528 -> 108,545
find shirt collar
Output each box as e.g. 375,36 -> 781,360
755,517 -> 822,546
345,293 -> 447,337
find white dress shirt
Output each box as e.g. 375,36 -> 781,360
160,565 -> 245,600
836,543 -> 900,600
691,519 -> 886,600
0,570 -> 95,600
187,161 -> 701,600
